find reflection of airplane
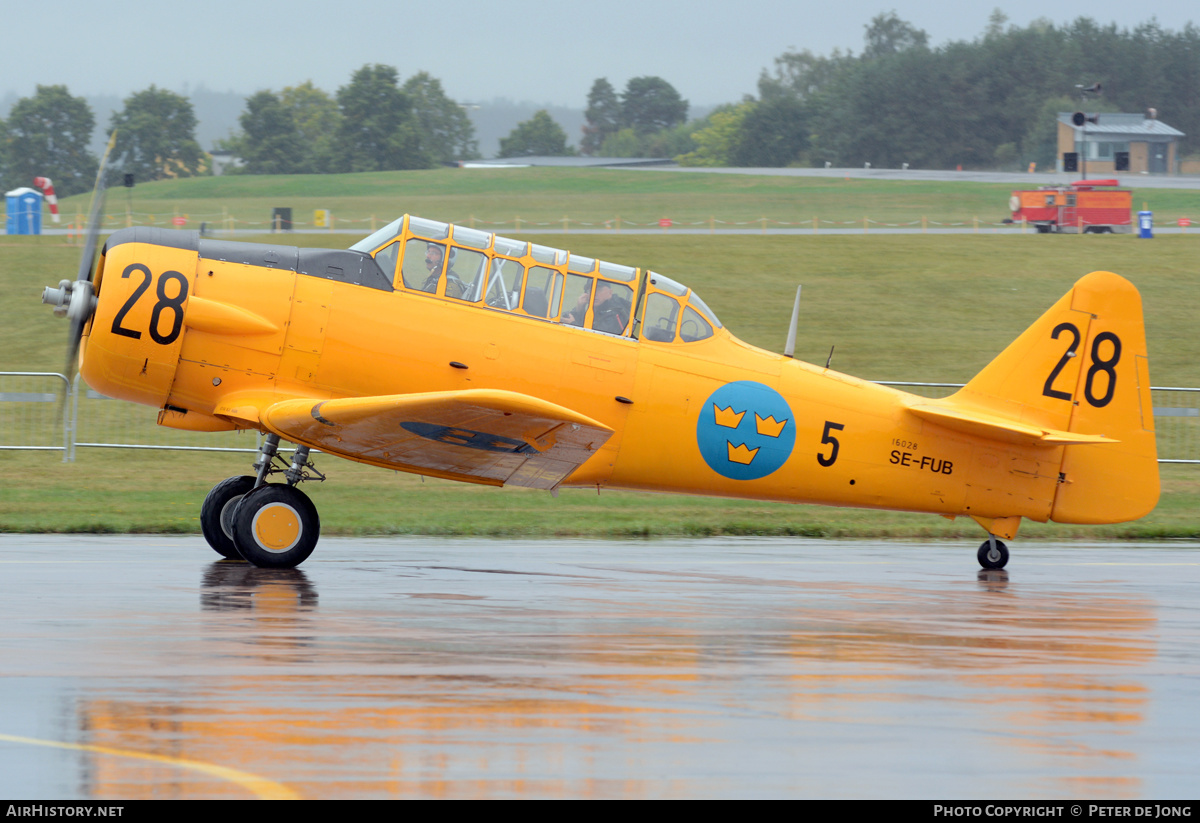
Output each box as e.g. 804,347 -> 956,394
42,212 -> 1158,570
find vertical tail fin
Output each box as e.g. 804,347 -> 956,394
954,271 -> 1158,524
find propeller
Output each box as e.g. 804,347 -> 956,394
41,132 -> 118,379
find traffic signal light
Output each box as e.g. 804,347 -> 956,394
1063,152 -> 1079,172
1115,151 -> 1130,171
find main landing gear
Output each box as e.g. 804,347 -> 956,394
200,434 -> 326,568
977,536 -> 1010,570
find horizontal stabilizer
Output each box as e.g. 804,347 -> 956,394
907,403 -> 1117,446
261,389 -> 612,490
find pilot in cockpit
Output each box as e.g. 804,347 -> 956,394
421,243 -> 465,299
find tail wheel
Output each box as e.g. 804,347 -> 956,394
231,484 -> 320,569
977,539 -> 1010,570
200,476 -> 257,559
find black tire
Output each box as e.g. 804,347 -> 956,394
200,476 -> 257,559
230,484 -> 320,569
977,539 -> 1010,570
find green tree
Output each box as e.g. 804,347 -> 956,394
0,118 -> 9,188
498,110 -> 573,157
731,97 -> 809,166
597,127 -> 641,157
817,44 -> 993,168
279,81 -> 342,171
236,91 -> 308,174
402,71 -> 479,164
676,104 -> 753,166
108,86 -> 205,183
753,15 -> 1200,169
600,119 -> 701,158
984,8 -> 1010,39
1021,95 -> 1076,169
640,120 -> 701,157
862,11 -> 929,59
581,78 -> 621,155
758,49 -> 850,102
3,85 -> 97,197
332,64 -> 428,172
620,76 -> 688,134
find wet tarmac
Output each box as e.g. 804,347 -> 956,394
0,535 -> 1197,799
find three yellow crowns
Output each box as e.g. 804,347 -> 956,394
713,404 -> 787,465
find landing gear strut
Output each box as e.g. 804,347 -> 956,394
200,435 -> 326,568
977,536 -> 1009,570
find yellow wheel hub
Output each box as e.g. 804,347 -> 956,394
252,503 -> 302,553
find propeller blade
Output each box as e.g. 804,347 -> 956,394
57,278 -> 96,382
76,131 -> 118,285
65,311 -> 84,380
56,131 -> 116,382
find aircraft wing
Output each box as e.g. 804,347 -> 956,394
260,389 -> 613,490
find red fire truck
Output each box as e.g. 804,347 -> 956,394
1009,179 -> 1132,234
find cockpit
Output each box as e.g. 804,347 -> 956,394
351,215 -> 722,344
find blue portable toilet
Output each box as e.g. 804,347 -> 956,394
5,187 -> 43,235
1137,211 -> 1153,239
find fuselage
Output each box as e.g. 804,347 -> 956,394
80,223 -> 1087,528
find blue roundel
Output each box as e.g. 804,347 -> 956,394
696,381 -> 796,481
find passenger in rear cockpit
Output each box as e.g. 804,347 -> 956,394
590,282 -> 630,335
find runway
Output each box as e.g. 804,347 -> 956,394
1,535 -> 1198,799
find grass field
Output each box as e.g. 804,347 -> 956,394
1,451 -> 1195,540
3,168 -> 1197,539
40,167 -> 1200,232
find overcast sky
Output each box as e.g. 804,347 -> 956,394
7,1 -> 1194,108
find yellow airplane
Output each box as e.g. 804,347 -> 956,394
42,213 -> 1158,570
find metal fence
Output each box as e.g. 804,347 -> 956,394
0,372 -> 73,458
1,373 -> 261,461
1138,386 -> 1198,465
1,373 -> 1197,463
73,376 -> 261,455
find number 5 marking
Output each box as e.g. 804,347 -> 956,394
817,421 -> 844,467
